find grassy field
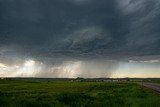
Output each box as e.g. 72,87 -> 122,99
0,80 -> 160,107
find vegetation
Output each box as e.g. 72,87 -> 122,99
0,80 -> 160,107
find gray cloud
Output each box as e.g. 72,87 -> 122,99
0,0 -> 160,58
0,0 -> 127,57
0,0 -> 160,77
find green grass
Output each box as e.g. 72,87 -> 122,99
0,80 -> 160,107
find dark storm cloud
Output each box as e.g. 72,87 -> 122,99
0,0 -> 160,60
119,0 -> 160,56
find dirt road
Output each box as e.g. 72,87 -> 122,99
141,82 -> 160,93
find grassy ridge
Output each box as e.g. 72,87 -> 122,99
0,80 -> 160,107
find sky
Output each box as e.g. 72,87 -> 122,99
0,0 -> 160,78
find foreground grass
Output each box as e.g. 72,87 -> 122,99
0,80 -> 160,107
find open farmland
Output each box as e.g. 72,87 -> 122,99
0,79 -> 160,107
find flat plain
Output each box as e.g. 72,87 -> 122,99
0,79 -> 160,107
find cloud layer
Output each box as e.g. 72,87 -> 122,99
0,0 -> 160,77
0,0 -> 160,59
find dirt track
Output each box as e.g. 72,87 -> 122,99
141,82 -> 160,93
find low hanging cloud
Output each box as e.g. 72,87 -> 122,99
0,59 -> 119,78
